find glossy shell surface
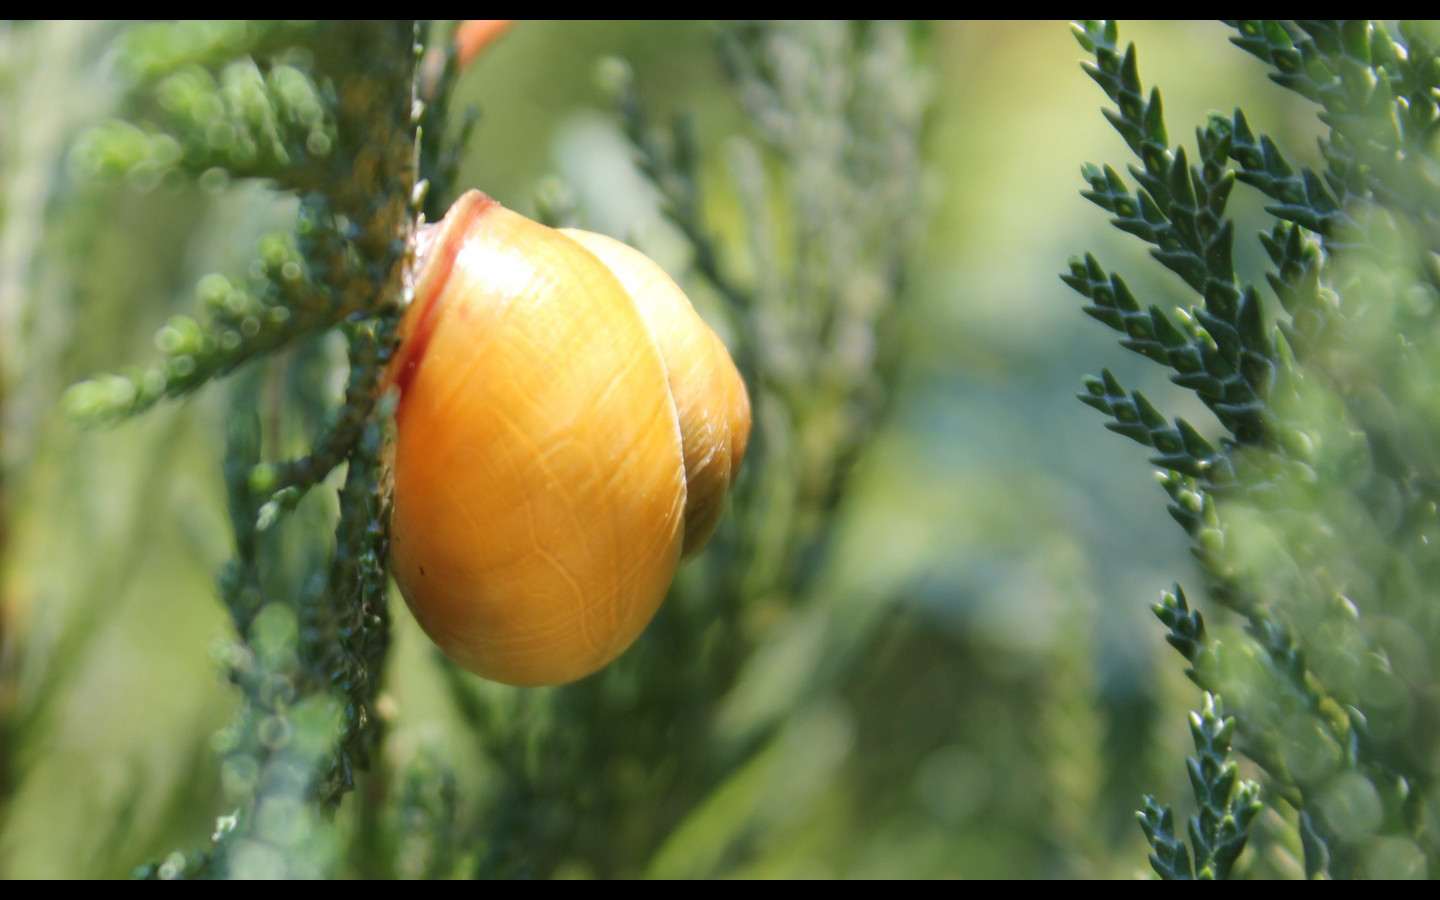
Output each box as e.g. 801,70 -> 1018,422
388,191 -> 748,686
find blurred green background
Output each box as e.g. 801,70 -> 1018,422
0,21 -> 1321,878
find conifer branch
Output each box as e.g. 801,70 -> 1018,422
1069,20 -> 1440,878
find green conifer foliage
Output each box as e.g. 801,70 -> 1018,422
54,21 -> 432,878
1068,20 -> 1440,879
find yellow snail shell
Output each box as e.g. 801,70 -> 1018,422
386,190 -> 750,686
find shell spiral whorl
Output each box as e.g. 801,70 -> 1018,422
387,190 -> 750,686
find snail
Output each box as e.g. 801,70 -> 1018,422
385,190 -> 750,686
